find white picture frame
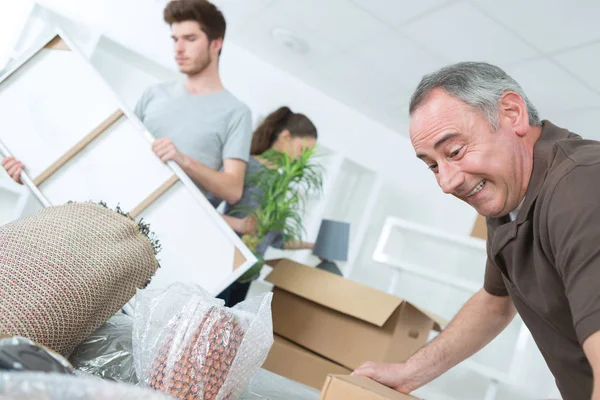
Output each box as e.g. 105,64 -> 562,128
0,29 -> 257,296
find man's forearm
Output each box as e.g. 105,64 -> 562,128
180,155 -> 242,204
404,289 -> 516,390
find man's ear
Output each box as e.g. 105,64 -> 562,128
211,38 -> 223,55
499,91 -> 529,137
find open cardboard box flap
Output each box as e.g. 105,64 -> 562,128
265,258 -> 447,331
412,306 -> 447,332
263,335 -> 352,390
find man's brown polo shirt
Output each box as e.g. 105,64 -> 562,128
484,121 -> 600,399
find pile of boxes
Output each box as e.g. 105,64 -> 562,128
261,258 -> 446,399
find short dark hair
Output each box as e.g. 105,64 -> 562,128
164,0 -> 226,43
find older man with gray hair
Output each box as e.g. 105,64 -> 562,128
354,62 -> 600,400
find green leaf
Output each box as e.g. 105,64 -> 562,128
242,147 -> 324,248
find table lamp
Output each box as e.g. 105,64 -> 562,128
312,219 -> 350,276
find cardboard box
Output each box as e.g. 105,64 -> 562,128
262,335 -> 352,389
471,214 -> 487,240
265,259 -> 446,370
320,375 -> 420,400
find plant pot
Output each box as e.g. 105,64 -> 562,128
237,254 -> 265,284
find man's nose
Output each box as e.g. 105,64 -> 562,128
438,163 -> 463,194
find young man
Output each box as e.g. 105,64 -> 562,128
2,0 -> 252,208
353,62 -> 600,400
135,0 -> 252,206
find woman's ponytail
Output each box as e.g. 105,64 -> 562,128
250,106 -> 293,155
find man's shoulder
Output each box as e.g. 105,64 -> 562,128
555,137 -> 600,167
143,80 -> 182,98
538,121 -> 598,180
548,137 -> 600,181
219,90 -> 251,116
541,135 -> 600,204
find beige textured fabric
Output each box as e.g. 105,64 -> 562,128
0,202 -> 159,356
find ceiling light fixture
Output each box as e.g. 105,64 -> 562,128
271,28 -> 310,55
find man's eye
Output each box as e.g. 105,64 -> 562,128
428,164 -> 438,172
450,147 -> 462,158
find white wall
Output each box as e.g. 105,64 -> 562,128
90,37 -> 178,107
0,0 -> 34,71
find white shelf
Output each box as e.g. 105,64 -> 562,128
376,216 -> 486,253
374,216 -> 486,294
378,258 -> 482,293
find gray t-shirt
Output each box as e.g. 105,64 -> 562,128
134,81 -> 252,207
224,157 -> 284,256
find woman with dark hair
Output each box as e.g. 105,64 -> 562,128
218,106 -> 319,307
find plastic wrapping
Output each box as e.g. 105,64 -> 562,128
241,369 -> 320,400
68,313 -> 137,384
0,371 -> 172,400
133,283 -> 273,400
0,336 -> 74,374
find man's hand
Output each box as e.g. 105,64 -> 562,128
354,289 -> 516,395
152,138 -> 186,167
1,157 -> 23,184
353,361 -> 418,394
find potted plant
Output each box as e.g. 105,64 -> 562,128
234,146 -> 324,283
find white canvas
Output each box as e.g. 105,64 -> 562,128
0,31 -> 256,296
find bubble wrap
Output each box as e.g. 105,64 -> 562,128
0,371 -> 172,400
133,283 -> 273,400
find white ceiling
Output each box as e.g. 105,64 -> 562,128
212,0 -> 600,140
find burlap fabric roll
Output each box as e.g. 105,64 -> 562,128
0,202 -> 159,357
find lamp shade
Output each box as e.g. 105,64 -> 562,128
312,219 -> 350,262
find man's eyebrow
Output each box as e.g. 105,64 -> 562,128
172,34 -> 197,39
416,132 -> 460,160
434,132 -> 459,150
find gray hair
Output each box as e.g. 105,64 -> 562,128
409,62 -> 541,129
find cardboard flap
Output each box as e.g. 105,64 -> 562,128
471,214 -> 487,240
412,305 -> 448,332
265,259 -> 403,327
265,335 -> 351,390
323,375 -> 420,399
